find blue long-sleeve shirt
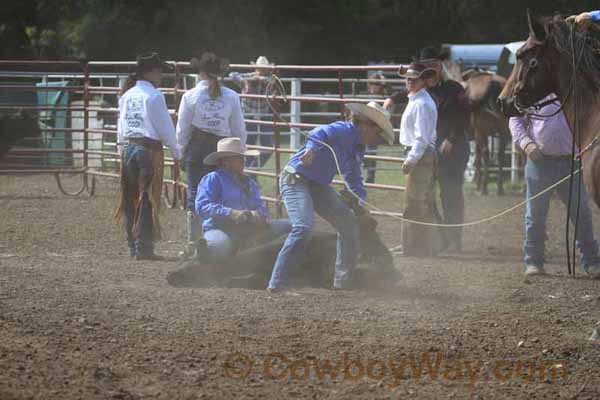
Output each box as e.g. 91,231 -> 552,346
287,121 -> 367,199
195,169 -> 268,232
591,10 -> 600,21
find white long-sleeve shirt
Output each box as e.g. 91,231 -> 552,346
117,80 -> 182,160
176,80 -> 247,153
399,88 -> 438,166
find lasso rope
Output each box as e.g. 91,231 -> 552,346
263,74 -> 598,228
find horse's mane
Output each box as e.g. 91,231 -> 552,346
544,15 -> 600,91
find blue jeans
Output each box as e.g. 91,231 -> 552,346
437,138 -> 470,246
204,219 -> 291,263
268,174 -> 360,289
184,134 -> 220,239
245,116 -> 273,168
123,144 -> 155,256
524,156 -> 600,270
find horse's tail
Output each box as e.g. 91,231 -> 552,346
584,146 -> 600,210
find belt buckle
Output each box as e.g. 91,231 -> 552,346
283,165 -> 298,185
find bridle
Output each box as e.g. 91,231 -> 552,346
512,43 -> 574,119
512,24 -> 588,120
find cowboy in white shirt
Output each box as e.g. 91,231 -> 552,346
115,52 -> 181,261
397,62 -> 442,256
176,52 -> 248,257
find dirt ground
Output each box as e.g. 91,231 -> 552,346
1,174 -> 600,400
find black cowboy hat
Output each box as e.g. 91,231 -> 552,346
417,46 -> 450,63
398,62 -> 436,80
190,52 -> 229,77
136,52 -> 172,72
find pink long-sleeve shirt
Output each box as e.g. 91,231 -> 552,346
509,95 -> 574,156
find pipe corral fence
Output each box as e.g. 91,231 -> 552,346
0,60 -> 521,219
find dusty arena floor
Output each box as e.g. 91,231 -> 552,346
1,174 -> 600,399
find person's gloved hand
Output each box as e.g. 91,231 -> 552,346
230,209 -> 252,224
339,189 -> 367,216
524,143 -> 543,162
439,139 -> 454,156
566,12 -> 593,28
249,210 -> 268,226
339,188 -> 356,205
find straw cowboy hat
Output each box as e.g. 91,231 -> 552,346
251,56 -> 272,68
345,102 -> 395,145
203,137 -> 260,165
397,62 -> 436,80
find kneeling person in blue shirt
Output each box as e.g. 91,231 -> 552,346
268,102 -> 395,291
196,137 -> 291,262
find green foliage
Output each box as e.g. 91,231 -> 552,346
1,0 -> 599,61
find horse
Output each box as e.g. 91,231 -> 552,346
498,11 -> 600,207
461,68 -> 514,195
167,211 -> 400,290
497,11 -> 600,341
0,110 -> 41,164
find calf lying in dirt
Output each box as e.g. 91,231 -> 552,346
167,211 -> 400,290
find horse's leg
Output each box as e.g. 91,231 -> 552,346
497,132 -> 506,196
474,125 -> 483,193
474,143 -> 482,192
481,134 -> 490,196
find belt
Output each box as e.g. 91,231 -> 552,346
128,137 -> 163,151
281,165 -> 308,185
404,145 -> 435,153
191,128 -> 220,139
542,154 -> 572,160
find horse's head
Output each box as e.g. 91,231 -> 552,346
498,11 -> 558,117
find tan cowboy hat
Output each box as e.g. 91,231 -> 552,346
345,102 -> 394,145
203,137 -> 260,165
398,62 -> 436,79
251,56 -> 272,68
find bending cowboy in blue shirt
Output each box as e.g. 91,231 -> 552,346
267,102 -> 394,292
196,137 -> 291,262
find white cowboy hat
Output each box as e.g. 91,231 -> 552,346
251,56 -> 272,68
345,102 -> 395,145
203,137 -> 260,165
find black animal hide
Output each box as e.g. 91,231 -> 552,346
167,213 -> 399,290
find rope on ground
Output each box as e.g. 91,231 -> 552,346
264,74 -> 597,228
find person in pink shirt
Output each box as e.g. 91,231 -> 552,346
509,95 -> 600,278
